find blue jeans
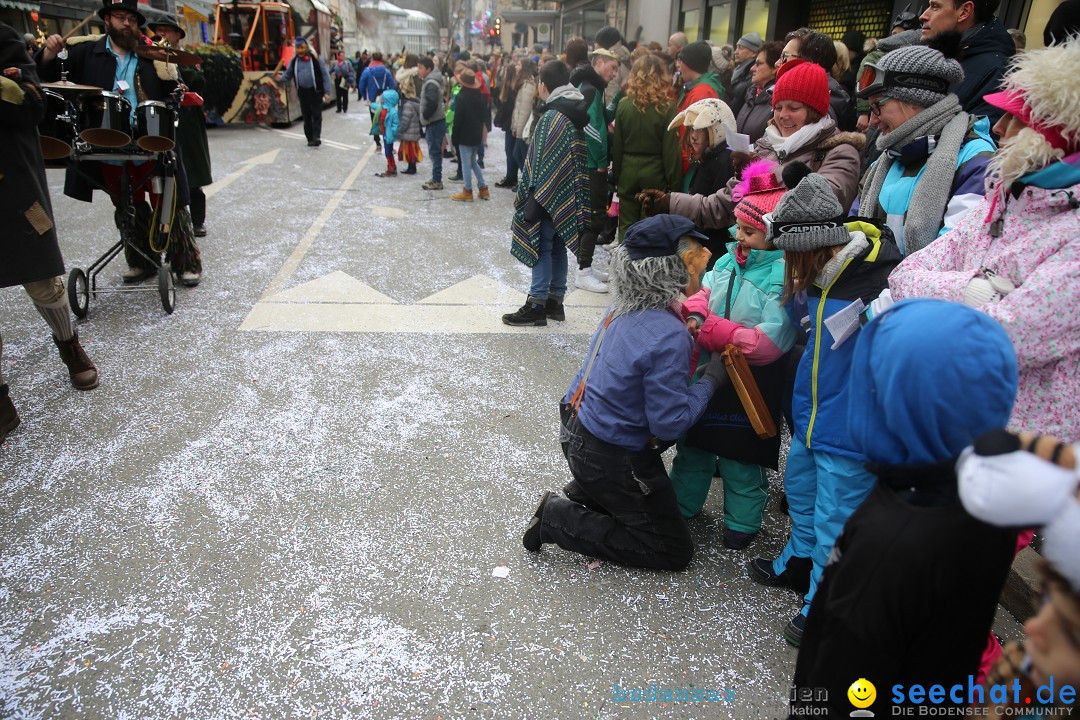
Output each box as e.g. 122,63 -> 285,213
527,217 -> 567,302
513,137 -> 527,175
459,144 -> 485,191
424,119 -> 445,182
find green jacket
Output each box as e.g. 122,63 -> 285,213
611,97 -> 682,194
677,70 -> 726,109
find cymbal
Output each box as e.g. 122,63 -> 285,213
42,80 -> 101,93
135,44 -> 201,66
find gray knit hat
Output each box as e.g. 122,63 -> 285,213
736,32 -> 762,52
770,168 -> 850,251
861,44 -> 964,107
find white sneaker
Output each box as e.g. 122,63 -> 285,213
601,240 -> 618,251
591,267 -> 609,283
575,267 -> 609,293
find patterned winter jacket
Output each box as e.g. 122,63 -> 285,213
890,158 -> 1080,440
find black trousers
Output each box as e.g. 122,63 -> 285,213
189,186 -> 205,227
298,87 -> 323,142
540,411 -> 694,571
577,168 -> 609,270
335,86 -> 349,112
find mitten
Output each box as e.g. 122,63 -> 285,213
682,287 -> 712,319
700,353 -> 730,391
961,277 -> 1001,308
697,316 -> 742,352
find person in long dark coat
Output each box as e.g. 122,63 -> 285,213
0,20 -> 99,442
150,17 -> 212,239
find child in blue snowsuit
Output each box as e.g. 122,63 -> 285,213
669,160 -> 797,550
371,88 -> 400,177
746,164 -> 900,647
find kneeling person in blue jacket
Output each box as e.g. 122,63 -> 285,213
522,215 -> 728,571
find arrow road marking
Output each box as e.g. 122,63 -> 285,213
203,148 -> 281,200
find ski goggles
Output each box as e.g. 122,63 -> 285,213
856,62 -> 951,99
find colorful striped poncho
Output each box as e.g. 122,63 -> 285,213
510,105 -> 590,268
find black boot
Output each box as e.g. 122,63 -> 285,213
544,297 -> 565,321
0,384 -> 19,443
494,176 -> 515,188
53,334 -> 99,390
747,555 -> 812,595
502,297 -> 547,327
401,162 -> 417,175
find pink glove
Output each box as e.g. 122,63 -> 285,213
697,315 -> 742,353
683,287 -> 712,319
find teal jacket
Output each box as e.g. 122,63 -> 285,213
686,239 -> 797,370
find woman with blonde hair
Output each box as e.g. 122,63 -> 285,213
611,54 -> 683,240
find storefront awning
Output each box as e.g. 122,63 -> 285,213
0,0 -> 41,10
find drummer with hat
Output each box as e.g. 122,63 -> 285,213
35,0 -> 203,286
150,15 -> 212,240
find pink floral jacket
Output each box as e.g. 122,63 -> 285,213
890,180 -> 1080,441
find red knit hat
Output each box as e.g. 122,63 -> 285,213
772,59 -> 831,118
733,160 -> 786,232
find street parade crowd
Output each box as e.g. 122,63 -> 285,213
3,0 -> 1080,715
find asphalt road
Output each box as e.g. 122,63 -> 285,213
0,107 -> 1023,719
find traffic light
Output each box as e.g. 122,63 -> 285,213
494,17 -> 501,35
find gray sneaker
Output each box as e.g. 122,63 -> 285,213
422,180 -> 444,190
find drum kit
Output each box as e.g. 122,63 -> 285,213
40,44 -> 201,316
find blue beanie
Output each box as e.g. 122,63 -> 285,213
848,299 -> 1018,466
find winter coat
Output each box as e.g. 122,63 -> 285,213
684,145 -> 736,254
281,54 -> 330,94
858,115 -> 995,255
357,60 -> 396,102
670,120 -> 865,230
511,80 -> 536,138
954,18 -> 1015,127
790,221 -> 902,459
35,35 -> 187,205
603,42 -> 631,106
611,98 -> 681,196
419,71 -> 445,125
177,63 -> 211,189
736,80 -> 774,144
331,59 -> 354,89
371,89 -> 400,144
677,70 -> 725,110
398,96 -> 421,142
828,75 -> 856,132
511,85 -> 590,268
889,161 -> 1080,441
451,85 -> 485,146
684,241 -> 797,369
1,21 -> 63,287
728,57 -> 754,117
493,86 -> 516,130
570,63 -> 610,169
395,65 -> 422,100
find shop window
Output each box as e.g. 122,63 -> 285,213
741,0 -> 769,38
807,0 -> 891,40
682,8 -> 700,41
708,0 -> 731,44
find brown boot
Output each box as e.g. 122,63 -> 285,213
451,188 -> 474,202
0,384 -> 19,443
477,186 -> 491,200
53,334 -> 99,390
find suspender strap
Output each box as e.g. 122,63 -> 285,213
569,312 -> 614,411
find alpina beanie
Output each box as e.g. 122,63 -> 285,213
678,41 -> 713,75
870,44 -> 964,107
769,163 -> 850,251
772,59 -> 830,117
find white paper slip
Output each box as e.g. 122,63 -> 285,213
724,126 -> 753,154
491,566 -> 510,578
823,298 -> 866,349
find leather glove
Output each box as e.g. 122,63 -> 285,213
700,353 -> 730,391
636,189 -> 670,217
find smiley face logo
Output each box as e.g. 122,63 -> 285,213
847,678 -> 876,709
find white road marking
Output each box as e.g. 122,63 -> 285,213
258,126 -> 361,150
241,272 -> 606,334
256,151 -> 375,301
202,148 -> 280,200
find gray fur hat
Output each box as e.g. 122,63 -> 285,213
770,164 -> 850,251
869,43 -> 964,107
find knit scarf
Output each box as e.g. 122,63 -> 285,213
860,94 -> 968,255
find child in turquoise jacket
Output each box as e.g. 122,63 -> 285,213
669,160 -> 797,549
371,88 -> 401,176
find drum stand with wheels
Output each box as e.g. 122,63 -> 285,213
66,147 -> 177,318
